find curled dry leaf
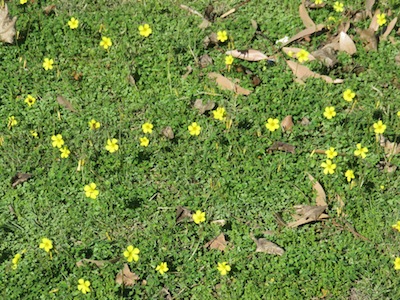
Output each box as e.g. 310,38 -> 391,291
281,115 -> 294,132
356,28 -> 378,51
194,99 -> 215,114
286,60 -> 343,84
43,5 -> 56,15
115,264 -> 139,287
365,0 -> 375,17
199,54 -> 213,68
369,9 -> 381,32
307,173 -> 327,206
211,219 -> 226,226
382,17 -> 398,40
225,49 -> 270,62
299,3 -> 315,28
376,160 -> 397,173
281,24 -> 325,46
267,141 -> 295,154
161,287 -> 173,300
208,72 -> 252,96
176,206 -> 193,223
57,95 -> 77,113
204,233 -> 227,251
11,173 -> 32,188
0,4 -> 17,44
339,31 -> 356,55
379,135 -> 400,156
311,46 -> 337,68
203,32 -> 218,48
162,126 -> 174,140
250,234 -> 284,256
288,205 -> 328,228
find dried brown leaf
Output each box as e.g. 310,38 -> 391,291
0,5 -> 17,44
299,3 -> 315,28
194,99 -> 215,114
211,219 -> 226,226
382,17 -> 398,40
43,4 -> 56,15
311,46 -> 337,68
369,9 -> 380,31
339,31 -> 357,55
176,206 -> 193,223
308,174 -> 327,206
281,115 -> 294,132
204,233 -> 227,251
288,205 -> 328,228
365,0 -> 375,17
203,32 -> 218,48
208,72 -> 252,96
357,28 -> 378,51
199,54 -> 213,68
286,60 -> 343,83
379,135 -> 400,156
267,141 -> 295,154
376,160 -> 397,173
161,287 -> 173,300
11,173 -> 32,188
225,49 -> 270,62
251,235 -> 284,256
282,24 -> 325,46
162,126 -> 174,140
300,117 -> 311,126
115,264 -> 139,286
76,258 -> 118,268
57,95 -> 77,112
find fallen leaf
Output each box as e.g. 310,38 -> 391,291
161,287 -> 173,300
162,126 -> 174,140
208,72 -> 252,96
250,234 -> 284,256
203,4 -> 215,21
72,71 -> 83,81
369,9 -> 380,31
225,49 -> 270,62
199,54 -> 213,68
204,233 -> 227,251
376,160 -> 397,173
43,4 -> 56,15
299,117 -> 311,126
382,17 -> 398,40
182,65 -> 193,79
308,174 -> 327,206
76,258 -> 119,268
267,141 -> 295,154
357,28 -> 378,51
299,3 -> 315,28
339,31 -> 356,55
281,115 -> 294,132
57,95 -> 77,112
203,32 -> 218,48
176,206 -> 193,223
365,0 -> 375,17
311,46 -> 337,68
210,219 -> 226,226
282,24 -> 325,46
286,60 -> 343,83
115,264 -> 139,287
379,135 -> 400,156
287,205 -> 328,228
0,4 -> 17,44
11,173 -> 32,188
194,99 -> 215,114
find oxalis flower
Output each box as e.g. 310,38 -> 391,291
77,279 -> 91,294
333,1 -> 344,13
314,0 -> 323,4
140,137 -> 149,147
84,183 -> 99,199
139,24 -> 152,37
345,170 -> 355,182
156,262 -> 169,275
142,122 -> 153,134
321,159 -> 336,175
188,122 -> 201,136
105,138 -> 118,153
123,245 -> 140,262
225,55 -> 234,65
68,17 -> 79,29
39,238 -> 53,253
192,210 -> 206,224
88,119 -> 100,130
100,36 -> 112,50
325,147 -> 338,159
392,221 -> 400,231
354,143 -> 368,159
373,120 -> 386,134
217,30 -> 228,42
25,95 -> 36,107
217,262 -> 231,276
265,118 -> 280,132
377,13 -> 387,26
60,146 -> 70,158
395,258 -> 400,270
323,106 -> 336,119
343,89 -> 355,102
213,107 -> 226,121
43,58 -> 54,70
8,116 -> 17,128
51,134 -> 64,148
296,49 -> 309,63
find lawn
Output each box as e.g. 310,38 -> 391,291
1,0 -> 400,299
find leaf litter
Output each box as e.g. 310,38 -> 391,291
250,233 -> 284,256
0,4 -> 17,44
204,233 -> 228,251
115,264 -> 139,287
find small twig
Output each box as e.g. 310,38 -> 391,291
220,9 -> 236,19
180,4 -> 204,19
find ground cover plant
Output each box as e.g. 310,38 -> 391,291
1,0 -> 400,298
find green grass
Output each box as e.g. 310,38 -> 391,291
1,0 -> 400,298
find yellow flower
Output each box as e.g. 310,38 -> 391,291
140,137 -> 149,147
192,210 -> 206,224
217,30 -> 228,42
377,13 -> 387,26
314,0 -> 323,4
323,106 -> 336,120
123,245 -> 140,262
156,262 -> 169,275
84,183 -> 99,199
51,134 -> 64,148
60,146 -> 70,158
397,111 -> 400,117
12,253 -> 22,269
88,119 -> 100,130
354,143 -> 368,159
142,122 -> 153,134
42,58 -> 54,70
105,138 -> 119,153
100,36 -> 112,50
188,122 -> 201,136
30,130 -> 38,138
392,221 -> 400,231
333,1 -> 344,13
68,17 -> 79,29
139,24 -> 152,37
225,55 -> 234,65
265,118 -> 280,132
328,16 -> 336,22
296,49 -> 309,63
345,170 -> 355,182
39,238 -> 53,253
325,147 -> 338,159
287,51 -> 294,58
25,95 -> 36,107
77,278 -> 91,294
343,89 -> 355,102
8,116 -> 18,128
213,107 -> 226,121
321,159 -> 336,175
20,0 -> 27,4
77,159 -> 85,172
217,262 -> 231,276
394,257 -> 400,270
373,120 -> 386,134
